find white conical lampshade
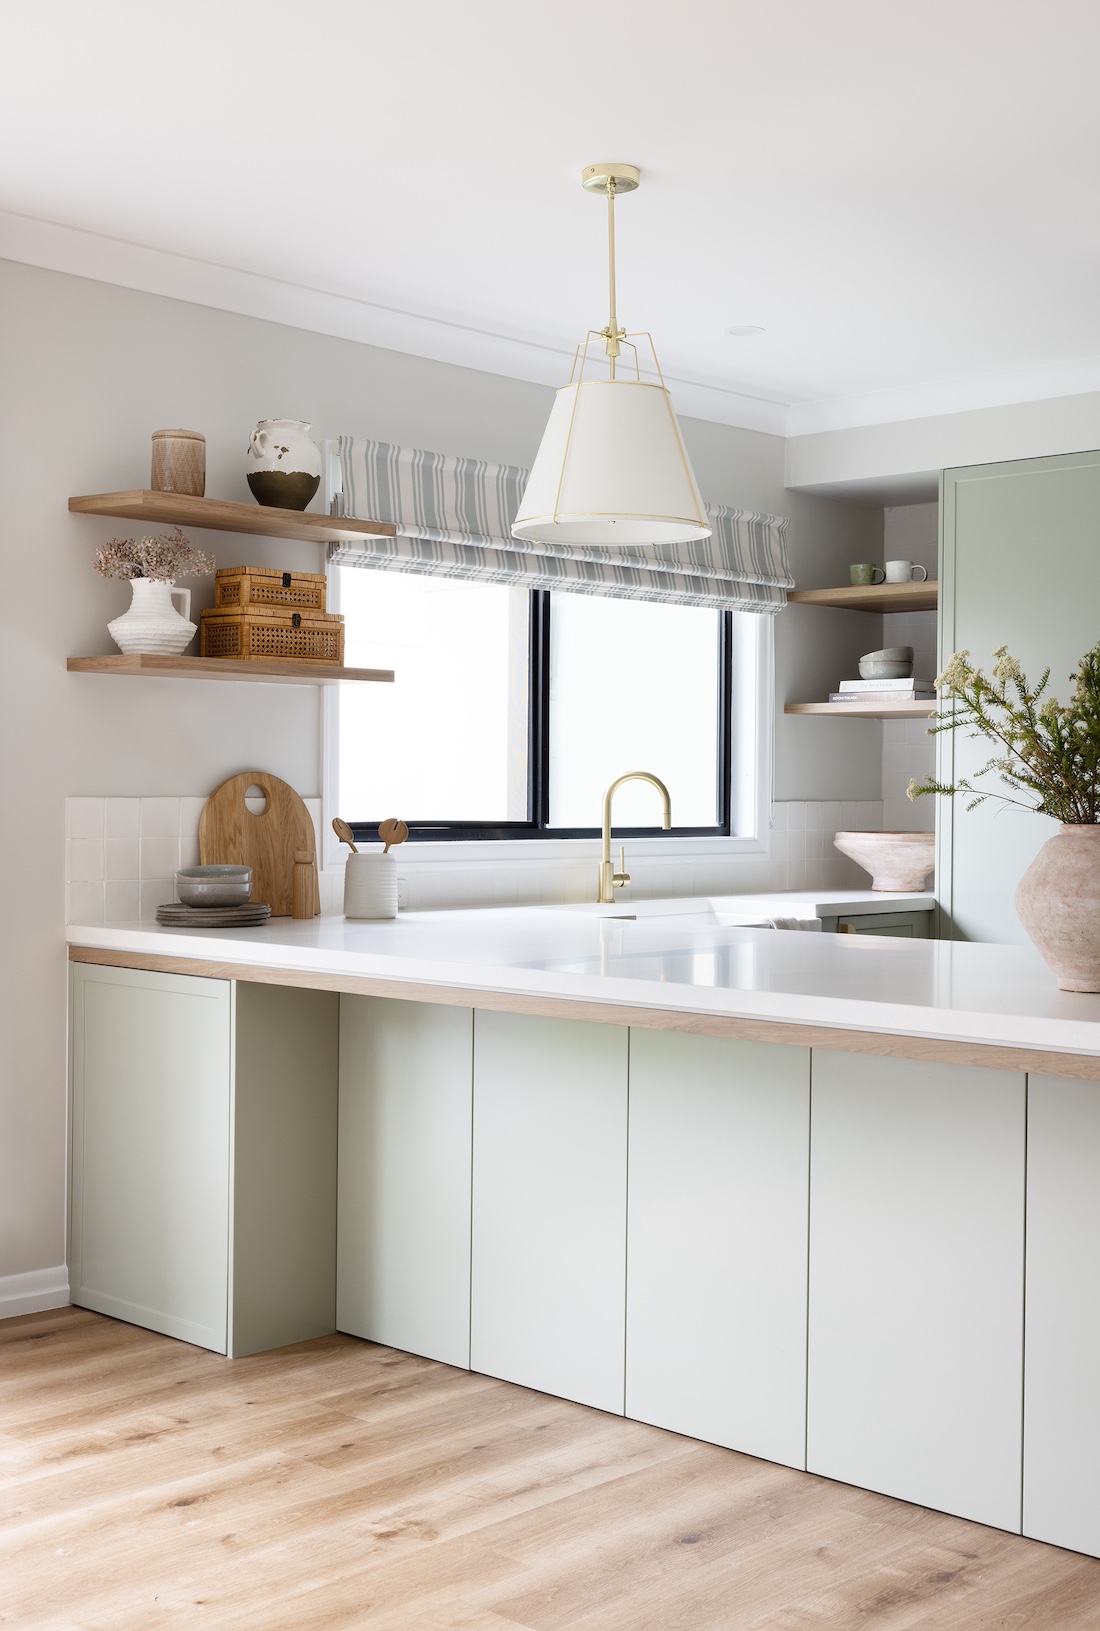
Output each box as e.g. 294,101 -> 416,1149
512,379 -> 710,548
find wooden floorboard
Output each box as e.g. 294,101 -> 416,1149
1,1308 -> 1098,1629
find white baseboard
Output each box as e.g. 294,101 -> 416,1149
0,1265 -> 70,1320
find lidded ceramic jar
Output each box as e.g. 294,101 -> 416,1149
150,429 -> 205,496
245,419 -> 322,511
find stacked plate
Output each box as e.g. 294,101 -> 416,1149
156,902 -> 272,928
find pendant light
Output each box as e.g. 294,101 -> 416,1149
512,163 -> 710,549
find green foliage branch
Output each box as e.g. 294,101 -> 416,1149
909,643 -> 1100,825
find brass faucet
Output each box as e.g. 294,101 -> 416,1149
598,772 -> 672,903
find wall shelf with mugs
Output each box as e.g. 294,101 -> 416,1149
785,567 -> 938,715
787,580 -> 938,615
67,491 -> 397,688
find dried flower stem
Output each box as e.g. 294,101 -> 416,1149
93,526 -> 214,582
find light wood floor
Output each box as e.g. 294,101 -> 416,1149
3,1309 -> 1099,1630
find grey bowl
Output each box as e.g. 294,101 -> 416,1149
859,658 -> 914,680
176,865 -> 253,907
865,645 -> 914,662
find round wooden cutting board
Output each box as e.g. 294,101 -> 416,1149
198,771 -> 319,918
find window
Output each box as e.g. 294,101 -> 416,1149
332,567 -> 765,843
337,572 -> 528,825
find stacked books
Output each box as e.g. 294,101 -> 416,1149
829,678 -> 937,704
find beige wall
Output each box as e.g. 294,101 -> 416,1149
0,258 -> 880,1288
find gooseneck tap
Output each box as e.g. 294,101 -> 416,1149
598,772 -> 672,903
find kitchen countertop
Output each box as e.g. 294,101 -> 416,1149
67,892 -> 1100,1058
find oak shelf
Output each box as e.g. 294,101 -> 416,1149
785,699 -> 937,719
67,655 -> 394,687
787,581 -> 938,614
68,490 -> 397,545
69,490 -> 397,688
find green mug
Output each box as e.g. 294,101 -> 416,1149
850,563 -> 886,586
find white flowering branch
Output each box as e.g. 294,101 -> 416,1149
909,643 -> 1100,825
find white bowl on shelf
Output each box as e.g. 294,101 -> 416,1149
833,831 -> 935,892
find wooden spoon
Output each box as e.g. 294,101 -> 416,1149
331,817 -> 358,854
379,818 -> 409,855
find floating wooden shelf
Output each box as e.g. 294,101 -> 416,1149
788,581 -> 938,614
69,490 -> 397,545
785,699 -> 937,719
67,655 -> 394,687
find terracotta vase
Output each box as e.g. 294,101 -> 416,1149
1016,825 -> 1100,991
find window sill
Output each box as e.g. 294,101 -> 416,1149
322,831 -> 771,871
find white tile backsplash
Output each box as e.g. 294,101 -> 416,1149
66,795 -> 887,921
104,881 -> 141,921
67,798 -> 104,841
105,838 -> 139,881
140,835 -> 179,880
140,797 -> 181,838
68,839 -> 104,883
104,798 -> 140,840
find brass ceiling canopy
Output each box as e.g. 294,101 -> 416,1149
580,162 -> 640,195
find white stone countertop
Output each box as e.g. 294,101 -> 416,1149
67,892 -> 1100,1058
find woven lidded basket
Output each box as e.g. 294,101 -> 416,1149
200,606 -> 344,665
214,565 -> 327,613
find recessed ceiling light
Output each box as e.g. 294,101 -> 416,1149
725,324 -> 765,337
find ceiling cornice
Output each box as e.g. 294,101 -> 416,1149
787,355 -> 1100,437
0,208 -> 790,435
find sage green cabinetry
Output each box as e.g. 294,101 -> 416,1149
70,973 -> 1100,1559
1023,1074 -> 1100,1557
807,1050 -> 1026,1531
939,450 -> 1100,944
626,1030 -> 810,1467
337,996 -> 473,1369
470,1010 -> 628,1413
70,963 -> 339,1357
826,909 -> 930,937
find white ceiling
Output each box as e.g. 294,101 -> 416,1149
5,0 -> 1100,437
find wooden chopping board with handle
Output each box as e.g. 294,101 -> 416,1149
199,771 -> 319,917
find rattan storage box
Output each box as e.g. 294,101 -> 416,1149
200,606 -> 345,664
215,565 -> 327,613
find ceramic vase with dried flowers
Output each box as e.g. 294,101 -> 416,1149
95,526 -> 215,655
911,642 -> 1100,990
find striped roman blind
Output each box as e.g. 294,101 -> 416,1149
326,437 -> 793,612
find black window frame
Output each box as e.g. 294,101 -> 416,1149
348,588 -> 734,844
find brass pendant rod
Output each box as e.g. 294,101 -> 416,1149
606,181 -> 620,378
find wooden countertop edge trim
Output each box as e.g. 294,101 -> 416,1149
67,945 -> 1100,1081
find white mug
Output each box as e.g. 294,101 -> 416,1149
885,560 -> 929,583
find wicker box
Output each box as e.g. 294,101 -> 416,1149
215,565 -> 327,613
200,606 -> 345,665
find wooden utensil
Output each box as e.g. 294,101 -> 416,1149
331,817 -> 358,854
378,818 -> 409,855
199,771 -> 319,918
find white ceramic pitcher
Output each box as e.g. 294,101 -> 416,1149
108,578 -> 195,655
